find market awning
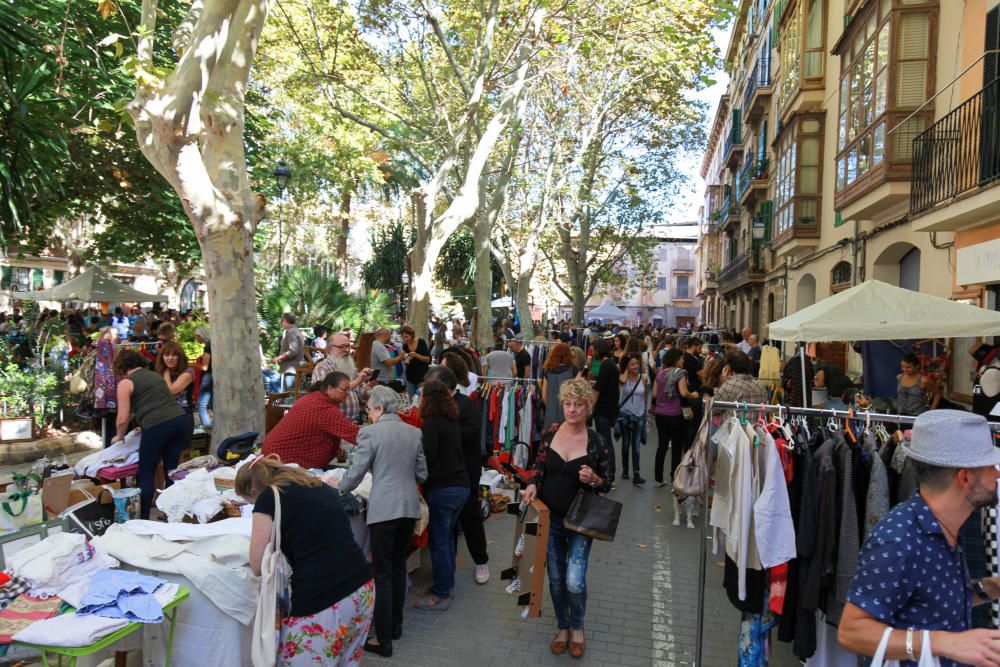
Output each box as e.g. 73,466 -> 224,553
587,300 -> 628,320
767,279 -> 1000,341
3,265 -> 168,303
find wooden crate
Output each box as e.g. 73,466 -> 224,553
500,499 -> 550,618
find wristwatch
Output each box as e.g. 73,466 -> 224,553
973,578 -> 989,600
905,627 -> 915,660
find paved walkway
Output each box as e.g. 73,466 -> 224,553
365,428 -> 804,666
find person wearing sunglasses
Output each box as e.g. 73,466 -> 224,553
262,372 -> 360,469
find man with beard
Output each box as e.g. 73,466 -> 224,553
838,410 -> 1000,666
312,332 -> 373,422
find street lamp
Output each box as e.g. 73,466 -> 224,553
752,217 -> 766,241
272,160 -> 292,273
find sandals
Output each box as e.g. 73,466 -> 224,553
413,594 -> 452,611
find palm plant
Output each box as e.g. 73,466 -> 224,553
334,291 -> 397,333
258,267 -> 354,354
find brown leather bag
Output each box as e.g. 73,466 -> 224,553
672,397 -> 712,498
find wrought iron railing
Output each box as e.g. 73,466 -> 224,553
737,157 -> 756,201
716,247 -> 764,292
723,110 -> 743,159
721,185 -> 734,218
743,55 -> 772,115
911,76 -> 1000,214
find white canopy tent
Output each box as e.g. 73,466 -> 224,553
2,265 -> 168,303
587,300 -> 628,321
767,280 -> 1000,341
490,295 -> 514,308
766,280 -> 1000,408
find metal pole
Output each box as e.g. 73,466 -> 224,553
277,198 -> 285,274
694,486 -> 709,666
799,343 -> 807,409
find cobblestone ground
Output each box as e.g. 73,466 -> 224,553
363,426 -> 804,667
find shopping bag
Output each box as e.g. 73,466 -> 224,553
252,486 -> 293,667
110,487 -> 141,523
0,490 -> 44,534
61,488 -> 115,538
673,397 -> 712,499
563,490 -> 622,542
870,627 -> 939,666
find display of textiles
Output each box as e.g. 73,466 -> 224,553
477,380 -> 539,457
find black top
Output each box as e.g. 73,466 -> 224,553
254,483 -> 372,617
683,352 -> 703,392
817,363 -> 852,398
538,449 -> 586,518
405,338 -> 430,384
420,414 -> 470,490
203,342 -> 212,373
170,369 -> 196,415
514,348 -> 531,378
593,358 -> 621,420
454,393 -> 483,486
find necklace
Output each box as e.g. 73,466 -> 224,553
935,512 -> 960,547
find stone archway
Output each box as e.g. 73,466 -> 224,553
872,241 -> 920,289
796,273 -> 816,311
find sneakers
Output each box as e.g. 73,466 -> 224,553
653,481 -> 668,488
505,577 -> 522,594
413,594 -> 452,611
632,473 -> 646,485
672,497 -> 682,527
475,564 -> 490,584
621,471 -> 629,480
514,533 -> 525,558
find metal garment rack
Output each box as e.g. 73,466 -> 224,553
476,376 -> 538,383
691,400 -> 1000,666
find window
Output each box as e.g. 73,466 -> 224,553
774,115 -> 823,238
658,246 -> 667,262
13,268 -> 30,291
675,275 -> 690,299
835,0 -> 934,192
777,0 -> 825,113
656,276 -> 667,291
831,261 -> 853,291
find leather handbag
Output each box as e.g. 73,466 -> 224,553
672,397 -> 712,499
563,489 -> 622,542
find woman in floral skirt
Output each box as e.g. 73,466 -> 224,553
237,455 -> 374,666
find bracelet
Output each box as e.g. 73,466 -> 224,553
905,627 -> 915,660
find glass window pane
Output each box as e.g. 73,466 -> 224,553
800,166 -> 819,194
837,157 -> 847,190
858,135 -> 871,176
839,113 -> 848,149
880,0 -> 892,19
847,148 -> 858,183
801,137 -> 820,164
799,199 -> 817,224
802,119 -> 821,134
876,68 -> 888,115
806,0 -> 823,48
877,23 -> 890,67
873,122 -> 885,163
804,52 -> 824,77
840,77 -> 849,114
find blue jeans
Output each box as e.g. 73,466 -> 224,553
425,486 -> 470,598
617,413 -> 643,475
262,369 -> 281,394
593,414 -> 615,480
139,414 -> 193,519
197,372 -> 213,428
547,516 -> 593,630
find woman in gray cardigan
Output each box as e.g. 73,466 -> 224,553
336,385 -> 427,657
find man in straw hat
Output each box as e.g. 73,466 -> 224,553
839,410 -> 1000,665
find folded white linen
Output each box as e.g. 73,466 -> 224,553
73,429 -> 141,477
154,468 -> 222,523
8,533 -> 119,596
123,517 -> 252,540
13,613 -> 129,647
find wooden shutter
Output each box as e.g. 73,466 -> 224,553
0,266 -> 9,290
54,270 -> 65,285
32,268 -> 43,289
758,120 -> 768,165
896,13 -> 930,107
760,200 -> 774,242
986,7 -> 999,86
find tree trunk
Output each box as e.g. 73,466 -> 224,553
473,214 -> 493,350
338,187 -> 351,283
515,269 -> 534,338
571,282 -> 586,324
407,189 -> 433,337
199,226 -> 264,442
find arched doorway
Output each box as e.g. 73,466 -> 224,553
751,298 -> 761,335
797,273 -> 816,311
872,242 -> 920,289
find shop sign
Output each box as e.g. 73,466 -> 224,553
957,237 -> 1000,286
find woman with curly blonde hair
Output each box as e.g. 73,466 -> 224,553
522,377 -> 611,659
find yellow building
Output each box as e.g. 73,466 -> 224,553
699,0 -> 999,350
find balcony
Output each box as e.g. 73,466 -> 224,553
742,56 -> 772,122
716,247 -> 766,295
737,157 -> 769,206
720,186 -> 740,231
909,77 -> 1000,229
723,110 -> 744,169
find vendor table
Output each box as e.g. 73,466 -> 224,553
14,586 -> 190,667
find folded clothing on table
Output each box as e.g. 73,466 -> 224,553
0,594 -> 63,642
74,429 -> 141,477
12,612 -> 129,647
76,569 -> 166,623
7,533 -> 118,596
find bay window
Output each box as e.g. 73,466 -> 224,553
776,0 -> 826,114
835,0 -> 936,196
773,115 -> 823,241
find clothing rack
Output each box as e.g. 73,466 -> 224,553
477,376 -> 538,383
691,400 -> 1000,667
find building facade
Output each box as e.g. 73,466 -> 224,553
698,0 -> 1000,348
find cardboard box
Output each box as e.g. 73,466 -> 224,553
500,499 -> 550,618
67,480 -> 120,507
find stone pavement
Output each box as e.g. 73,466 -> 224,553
364,431 -> 805,667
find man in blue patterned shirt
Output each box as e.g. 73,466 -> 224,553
839,410 -> 1000,666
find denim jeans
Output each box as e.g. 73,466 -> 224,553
138,414 -> 193,519
617,413 -> 643,475
197,372 -> 213,428
547,515 -> 593,630
262,369 -> 281,395
425,486 -> 470,598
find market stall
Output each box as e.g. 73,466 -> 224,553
691,282 -> 1000,665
